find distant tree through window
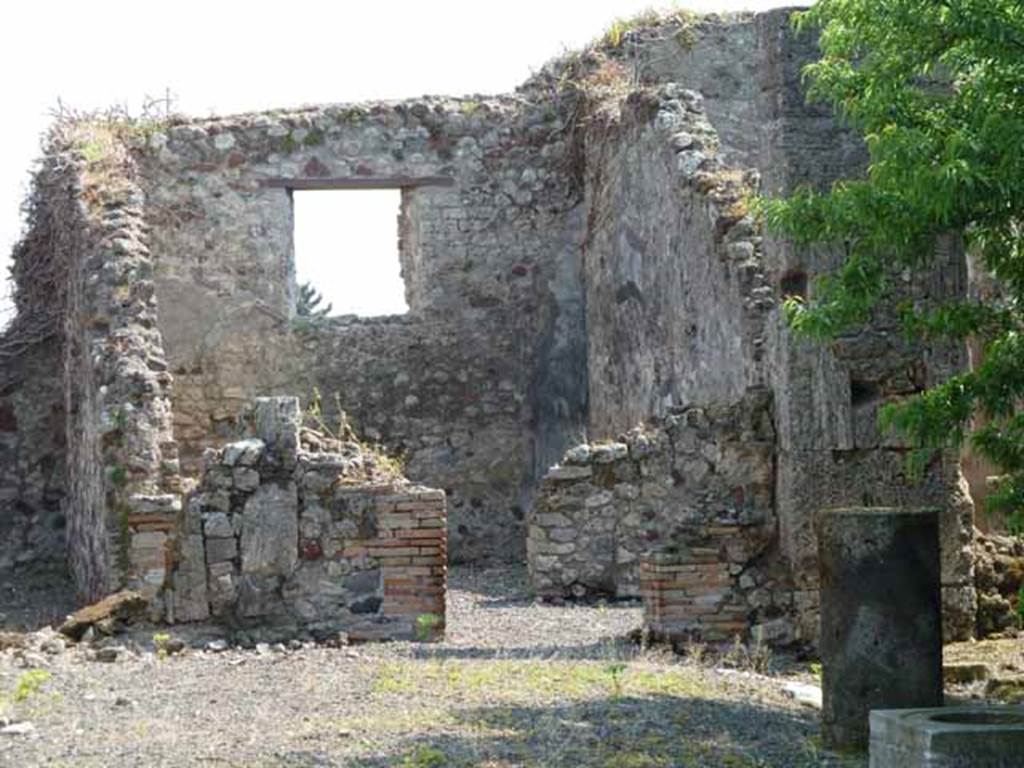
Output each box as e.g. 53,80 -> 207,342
295,281 -> 332,319
292,189 -> 408,317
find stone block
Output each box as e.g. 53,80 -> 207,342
236,573 -> 282,618
206,537 -> 238,564
233,467 -> 260,491
819,508 -> 943,752
131,531 -> 167,549
345,568 -> 381,597
240,482 -> 299,575
942,663 -> 991,685
204,512 -> 233,539
198,491 -> 231,512
172,534 -> 210,622
253,397 -> 300,466
129,493 -> 182,515
546,465 -> 592,481
941,584 -> 977,643
208,561 -> 234,578
533,513 -> 572,527
549,527 -> 578,542
591,443 -> 628,463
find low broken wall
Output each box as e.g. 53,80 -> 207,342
173,397 -> 447,641
528,389 -> 776,601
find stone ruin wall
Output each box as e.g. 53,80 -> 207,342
62,163 -> 183,609
0,7 -> 988,643
0,331 -> 64,577
581,86 -> 771,436
135,96 -> 587,565
0,153 -> 76,578
0,139 -> 183,609
565,13 -> 790,439
528,391 -> 788,636
755,17 -> 976,638
530,10 -> 976,642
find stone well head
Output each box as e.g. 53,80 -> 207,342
870,707 -> 1024,767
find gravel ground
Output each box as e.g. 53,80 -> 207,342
0,566 -> 858,768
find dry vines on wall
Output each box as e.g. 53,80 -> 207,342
1,101 -> 173,387
0,154 -> 80,384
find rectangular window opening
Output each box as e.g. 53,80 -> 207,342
292,189 -> 409,318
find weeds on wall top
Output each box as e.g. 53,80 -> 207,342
47,92 -> 179,213
600,7 -> 696,49
597,6 -> 730,53
304,387 -> 408,483
536,5 -> 739,194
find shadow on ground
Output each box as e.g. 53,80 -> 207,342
0,564 -> 75,631
343,694 -> 862,768
449,565 -> 641,610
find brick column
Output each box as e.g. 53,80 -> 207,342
372,488 -> 447,639
641,548 -> 747,643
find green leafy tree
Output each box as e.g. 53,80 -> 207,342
757,1 -> 1024,524
296,281 -> 332,319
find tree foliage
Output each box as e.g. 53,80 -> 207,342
296,281 -> 332,319
757,0 -> 1024,523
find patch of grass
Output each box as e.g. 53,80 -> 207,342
809,661 -> 822,681
372,660 -> 716,704
723,635 -> 773,675
337,706 -> 456,735
81,137 -> 113,165
153,632 -> 172,659
304,387 -> 407,483
13,669 -> 52,702
600,7 -> 701,50
112,406 -> 128,431
415,613 -> 444,642
605,662 -> 627,698
601,753 -> 669,768
339,106 -> 368,122
400,745 -> 448,768
682,639 -> 707,665
603,19 -> 630,48
1,669 -> 63,723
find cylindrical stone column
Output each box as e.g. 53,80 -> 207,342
818,507 -> 943,751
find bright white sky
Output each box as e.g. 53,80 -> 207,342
0,0 -> 791,322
